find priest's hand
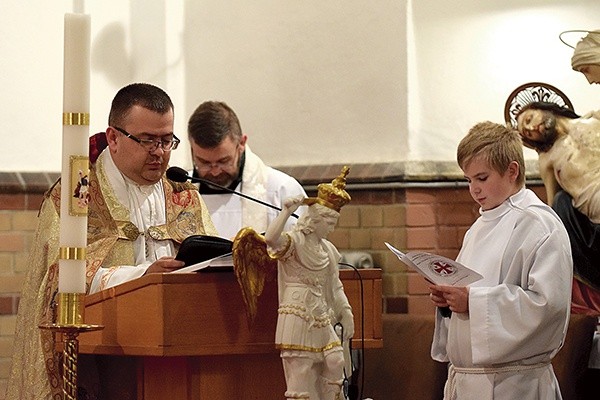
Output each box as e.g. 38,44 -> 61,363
145,257 -> 185,274
429,284 -> 469,314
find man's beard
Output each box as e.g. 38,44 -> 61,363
539,114 -> 559,147
523,113 -> 558,153
200,170 -> 239,188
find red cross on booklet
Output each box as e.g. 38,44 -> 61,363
384,242 -> 483,286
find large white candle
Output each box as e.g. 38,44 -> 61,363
58,13 -> 91,294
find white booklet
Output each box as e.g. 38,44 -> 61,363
171,253 -> 233,274
384,242 -> 483,286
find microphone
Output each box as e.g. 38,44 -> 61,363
166,166 -> 299,219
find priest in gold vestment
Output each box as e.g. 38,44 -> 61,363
6,83 -> 217,399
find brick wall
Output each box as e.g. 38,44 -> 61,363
0,171 -> 546,398
328,186 -> 477,315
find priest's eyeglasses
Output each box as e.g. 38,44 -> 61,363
113,126 -> 180,152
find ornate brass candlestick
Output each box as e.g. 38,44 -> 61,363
39,10 -> 102,399
40,292 -> 103,400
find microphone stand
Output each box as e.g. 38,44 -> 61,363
167,167 -> 300,219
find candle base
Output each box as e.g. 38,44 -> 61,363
39,324 -> 104,400
57,292 -> 85,325
40,292 -> 103,400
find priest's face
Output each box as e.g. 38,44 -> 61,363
107,105 -> 175,185
462,154 -> 520,211
577,64 -> 600,85
191,135 -> 246,187
516,109 -> 558,148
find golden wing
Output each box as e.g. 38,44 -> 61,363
232,227 -> 277,326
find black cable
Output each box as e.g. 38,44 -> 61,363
338,262 -> 365,400
334,322 -> 350,398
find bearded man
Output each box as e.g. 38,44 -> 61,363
187,101 -> 306,239
516,101 -> 600,315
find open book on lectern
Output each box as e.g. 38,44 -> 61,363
172,235 -> 234,273
172,252 -> 233,273
384,242 -> 483,286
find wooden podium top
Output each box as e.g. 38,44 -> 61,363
80,268 -> 382,356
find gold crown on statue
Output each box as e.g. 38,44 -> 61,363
304,166 -> 351,212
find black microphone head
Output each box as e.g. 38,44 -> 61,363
166,166 -> 190,183
164,166 -> 291,216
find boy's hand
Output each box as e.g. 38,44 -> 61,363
429,284 -> 469,313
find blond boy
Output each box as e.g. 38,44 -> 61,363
429,121 -> 572,400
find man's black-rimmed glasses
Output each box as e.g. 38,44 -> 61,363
113,126 -> 180,152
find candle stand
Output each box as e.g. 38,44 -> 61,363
40,10 -> 96,399
40,293 -> 103,400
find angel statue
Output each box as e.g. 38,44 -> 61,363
233,166 -> 354,400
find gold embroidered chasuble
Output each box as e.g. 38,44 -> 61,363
6,154 -> 216,399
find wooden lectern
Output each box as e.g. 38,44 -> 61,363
80,268 -> 382,399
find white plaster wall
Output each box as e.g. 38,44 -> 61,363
0,0 -> 598,172
181,0 -> 408,167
